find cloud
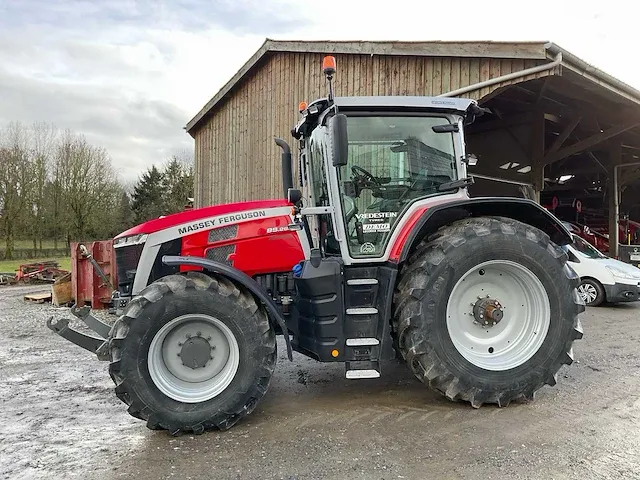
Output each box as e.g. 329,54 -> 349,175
0,66 -> 192,181
0,0 -> 307,37
0,0 -> 310,181
1,0 -> 639,186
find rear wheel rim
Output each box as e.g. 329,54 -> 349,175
578,283 -> 598,303
446,260 -> 551,371
148,314 -> 240,403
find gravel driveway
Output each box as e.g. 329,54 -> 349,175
1,284 -> 639,480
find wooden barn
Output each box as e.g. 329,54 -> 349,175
185,40 -> 640,256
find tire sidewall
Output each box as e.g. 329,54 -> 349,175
120,284 -> 271,422
423,229 -> 575,391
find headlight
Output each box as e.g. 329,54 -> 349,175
113,234 -> 148,248
605,265 -> 640,280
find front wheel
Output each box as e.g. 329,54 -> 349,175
108,272 -> 276,434
393,217 -> 584,407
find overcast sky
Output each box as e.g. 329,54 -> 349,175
1,0 -> 638,182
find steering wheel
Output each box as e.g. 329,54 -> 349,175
351,165 -> 382,186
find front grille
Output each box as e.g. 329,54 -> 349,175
205,244 -> 235,265
208,225 -> 238,243
115,243 -> 144,295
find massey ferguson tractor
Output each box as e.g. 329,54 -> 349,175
48,56 -> 584,435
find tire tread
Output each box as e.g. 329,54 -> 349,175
393,216 -> 584,408
107,271 -> 276,434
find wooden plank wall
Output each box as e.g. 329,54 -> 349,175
194,52 -> 551,207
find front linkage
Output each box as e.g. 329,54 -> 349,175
47,305 -> 113,361
46,243 -> 122,361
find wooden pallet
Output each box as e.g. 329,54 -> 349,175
24,291 -> 52,304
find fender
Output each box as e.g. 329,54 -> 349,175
397,197 -> 573,263
162,255 -> 293,361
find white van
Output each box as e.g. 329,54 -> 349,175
562,233 -> 640,306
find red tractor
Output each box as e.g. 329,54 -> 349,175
48,57 -> 584,435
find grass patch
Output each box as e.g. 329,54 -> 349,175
0,257 -> 72,274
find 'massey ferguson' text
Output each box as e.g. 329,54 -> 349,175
177,211 -> 267,235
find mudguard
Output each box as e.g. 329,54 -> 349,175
398,197 -> 573,263
162,255 -> 293,360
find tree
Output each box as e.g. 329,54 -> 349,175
51,130 -> 121,245
0,119 -> 195,259
115,188 -> 135,234
131,165 -> 165,223
0,122 -> 35,258
161,156 -> 194,214
0,146 -> 20,258
30,122 -> 57,250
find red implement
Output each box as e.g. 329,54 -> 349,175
71,241 -> 116,309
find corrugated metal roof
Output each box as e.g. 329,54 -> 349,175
185,39 -> 640,135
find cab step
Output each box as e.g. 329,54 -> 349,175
346,370 -> 380,379
346,278 -> 378,286
345,307 -> 378,315
345,360 -> 380,379
345,337 -> 379,346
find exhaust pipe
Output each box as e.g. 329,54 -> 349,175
274,137 -> 293,199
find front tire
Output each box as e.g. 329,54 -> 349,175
393,217 -> 584,407
108,272 -> 276,434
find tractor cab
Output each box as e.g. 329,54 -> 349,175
285,58 -> 487,264
292,95 -> 484,260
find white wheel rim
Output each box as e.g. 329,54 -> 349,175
446,260 -> 551,371
148,314 -> 240,403
578,283 -> 598,303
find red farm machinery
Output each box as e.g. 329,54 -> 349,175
48,56 -> 584,435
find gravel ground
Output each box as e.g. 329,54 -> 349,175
1,284 -> 639,480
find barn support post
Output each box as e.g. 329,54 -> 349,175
530,112 -> 546,203
609,141 -> 623,258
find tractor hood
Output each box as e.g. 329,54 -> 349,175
115,199 -> 292,239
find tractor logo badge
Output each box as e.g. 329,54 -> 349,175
360,242 -> 376,254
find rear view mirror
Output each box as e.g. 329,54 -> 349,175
331,113 -> 349,167
432,124 -> 459,133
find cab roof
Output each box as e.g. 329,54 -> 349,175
292,95 -> 482,139
333,95 -> 478,113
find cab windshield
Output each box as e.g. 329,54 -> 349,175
338,115 -> 458,257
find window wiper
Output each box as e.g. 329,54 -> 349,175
437,177 -> 474,191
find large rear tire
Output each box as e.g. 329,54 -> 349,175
393,217 -> 584,407
107,271 -> 276,434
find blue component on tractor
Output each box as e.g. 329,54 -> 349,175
292,262 -> 304,277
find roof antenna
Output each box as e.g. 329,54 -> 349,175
323,56 -> 336,103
